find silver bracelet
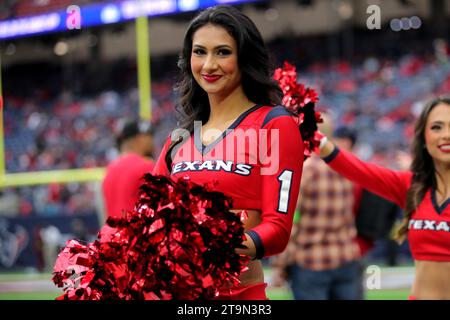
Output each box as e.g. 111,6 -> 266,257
319,136 -> 328,150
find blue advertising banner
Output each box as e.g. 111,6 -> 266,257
0,214 -> 100,270
0,0 -> 262,40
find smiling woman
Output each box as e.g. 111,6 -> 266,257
317,96 -> 450,300
152,5 -> 305,300
191,24 -> 242,101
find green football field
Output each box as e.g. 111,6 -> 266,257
0,290 -> 410,300
0,267 -> 412,300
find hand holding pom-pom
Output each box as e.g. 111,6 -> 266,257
52,174 -> 249,300
274,62 -> 323,159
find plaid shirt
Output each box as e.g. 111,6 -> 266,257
273,155 -> 360,271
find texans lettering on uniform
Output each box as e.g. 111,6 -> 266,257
171,160 -> 253,176
408,219 -> 450,232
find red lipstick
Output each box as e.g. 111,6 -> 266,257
202,75 -> 222,83
439,144 -> 450,153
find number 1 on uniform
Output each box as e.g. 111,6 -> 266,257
277,170 -> 293,213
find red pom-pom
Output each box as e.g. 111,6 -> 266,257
52,174 -> 249,300
274,62 -> 322,159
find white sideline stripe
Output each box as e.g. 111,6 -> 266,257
0,280 -> 60,293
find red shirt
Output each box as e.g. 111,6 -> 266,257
153,105 -> 304,258
352,185 -> 375,256
102,153 -> 155,219
325,148 -> 450,262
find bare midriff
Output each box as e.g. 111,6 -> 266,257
230,209 -> 264,286
412,260 -> 450,299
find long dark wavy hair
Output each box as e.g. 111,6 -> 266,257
165,5 -> 283,170
394,96 -> 450,242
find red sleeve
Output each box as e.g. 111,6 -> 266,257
247,114 -> 304,258
152,137 -> 171,176
325,148 -> 411,209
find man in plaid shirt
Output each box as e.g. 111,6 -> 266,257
271,115 -> 361,300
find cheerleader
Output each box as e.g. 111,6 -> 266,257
153,5 -> 304,300
318,97 -> 450,300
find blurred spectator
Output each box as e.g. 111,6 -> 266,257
32,224 -> 45,272
0,189 -> 20,217
434,39 -> 450,64
70,218 -> 89,242
39,224 -> 61,272
271,115 -> 361,300
102,119 -> 155,220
